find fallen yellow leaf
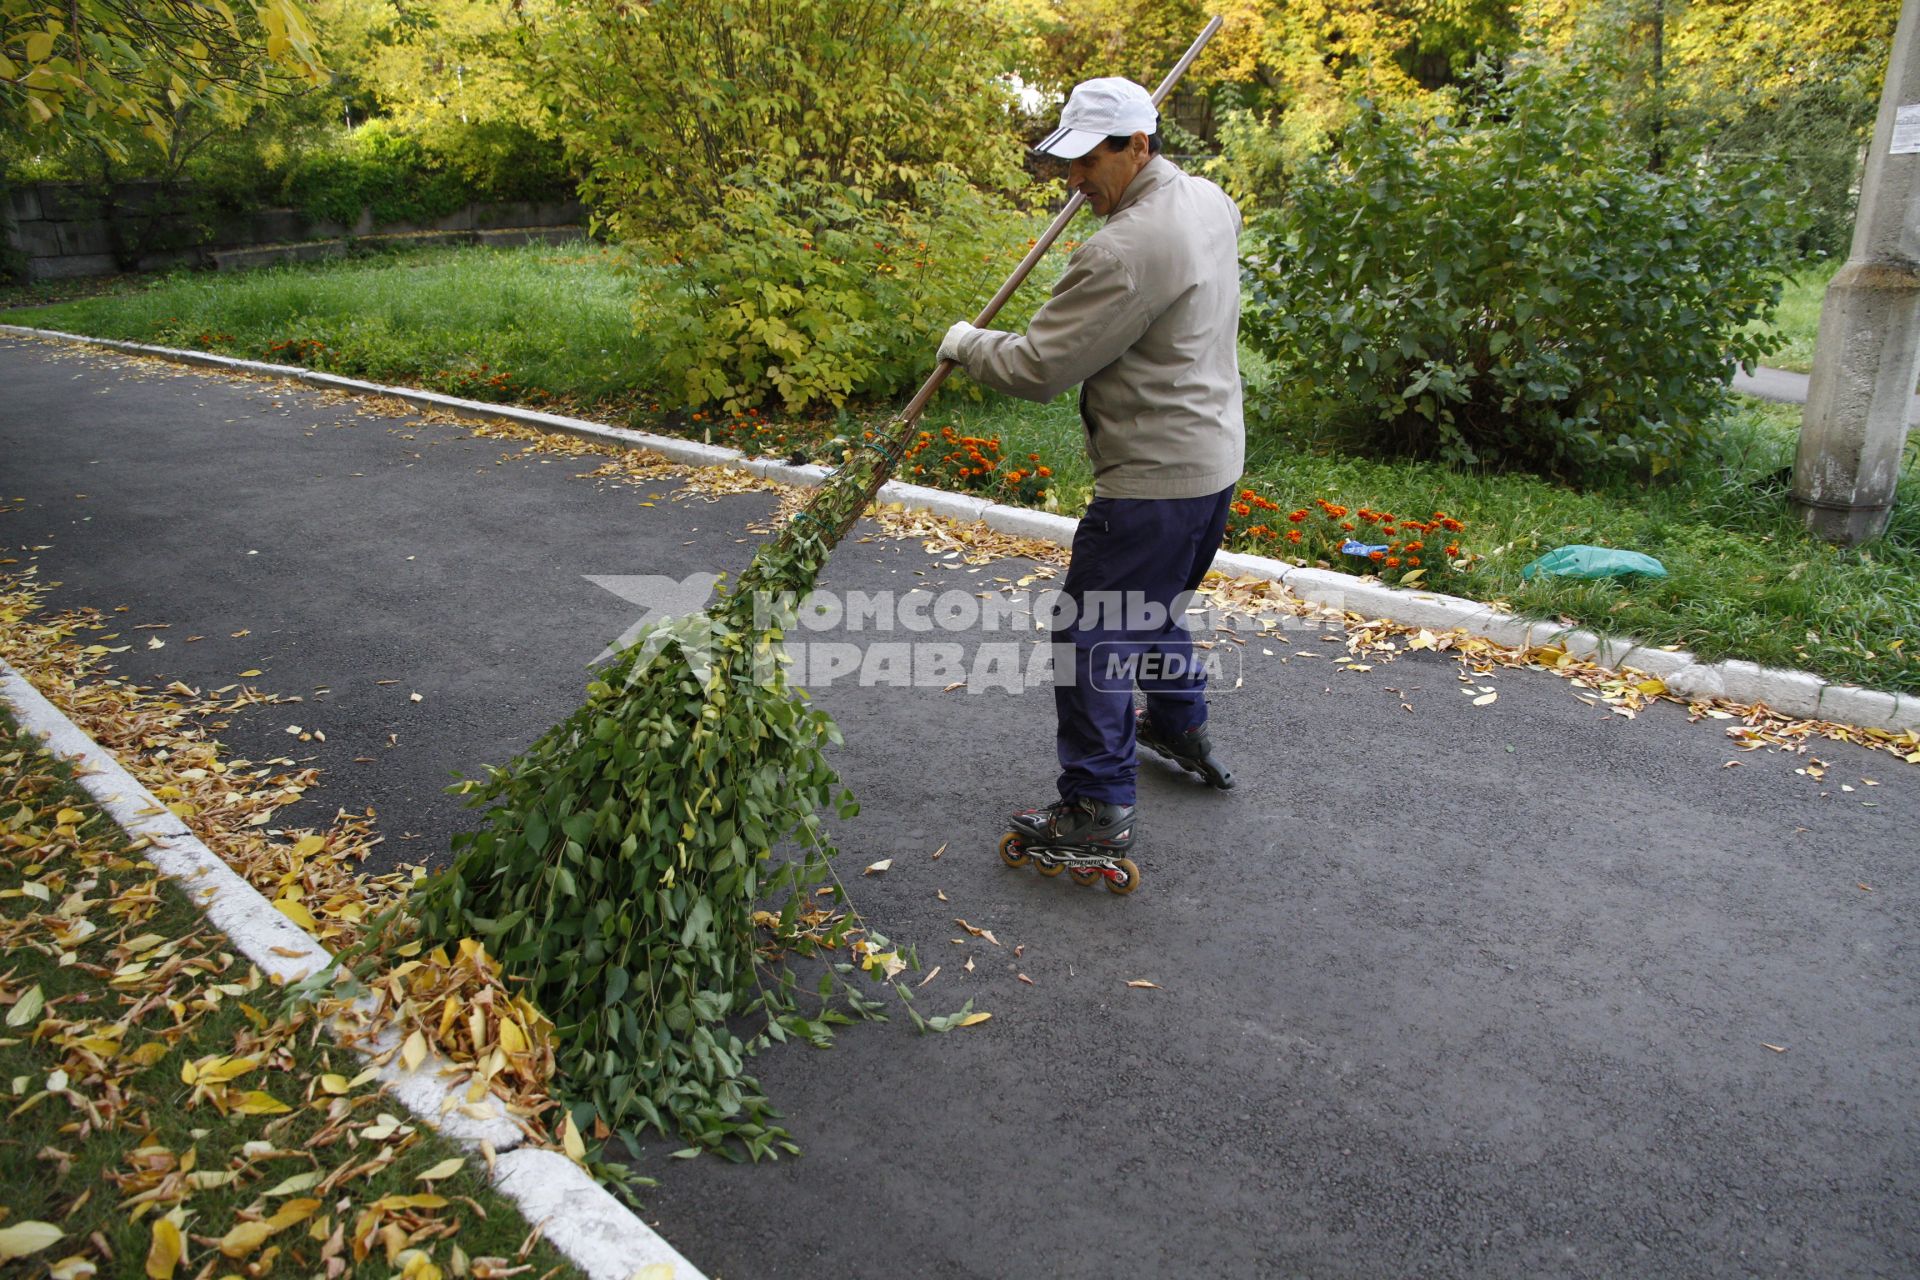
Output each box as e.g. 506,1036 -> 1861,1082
497,1018 -> 528,1056
6,984 -> 44,1028
144,1218 -> 182,1280
273,898 -> 318,930
400,1030 -> 428,1072
957,1011 -> 992,1027
0,1221 -> 64,1262
1125,980 -> 1162,990
217,1197 -> 319,1258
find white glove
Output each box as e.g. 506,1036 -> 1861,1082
937,320 -> 978,365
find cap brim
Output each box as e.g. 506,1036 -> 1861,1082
1032,125 -> 1104,160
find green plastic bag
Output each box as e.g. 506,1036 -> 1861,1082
1521,545 -> 1669,581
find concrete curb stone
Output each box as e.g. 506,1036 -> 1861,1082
0,658 -> 706,1280
495,1149 -> 704,1280
5,322 -> 1916,739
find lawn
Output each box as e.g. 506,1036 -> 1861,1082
5,241 -> 1917,696
1750,261 -> 1835,374
0,707 -> 580,1278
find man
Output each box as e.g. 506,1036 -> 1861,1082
937,76 -> 1243,865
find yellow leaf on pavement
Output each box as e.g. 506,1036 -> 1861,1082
957,1011 -> 992,1027
231,1090 -> 291,1116
318,1074 -> 350,1095
273,897 -> 318,930
145,1218 -> 182,1279
416,1157 -> 466,1182
55,808 -> 84,826
400,1029 -> 428,1072
1125,980 -> 1162,990
561,1111 -> 587,1163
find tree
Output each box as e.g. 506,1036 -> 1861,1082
1,0 -> 326,159
1519,0 -> 1900,252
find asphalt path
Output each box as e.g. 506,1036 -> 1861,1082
4,335 -> 1918,1279
1730,363 -> 1920,425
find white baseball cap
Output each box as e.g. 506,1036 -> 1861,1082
1033,77 -> 1158,159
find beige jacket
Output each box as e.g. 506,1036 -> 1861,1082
953,155 -> 1244,500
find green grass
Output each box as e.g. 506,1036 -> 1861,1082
1752,261 -> 1836,374
3,241 -> 654,411
0,708 -> 581,1277
6,241 -> 1916,695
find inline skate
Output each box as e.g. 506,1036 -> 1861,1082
998,796 -> 1141,895
1136,710 -> 1234,790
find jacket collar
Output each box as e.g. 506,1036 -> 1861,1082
1108,154 -> 1178,219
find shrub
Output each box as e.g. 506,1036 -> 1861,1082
1239,63 -> 1805,479
282,121 -> 469,227
633,171 -> 1051,412
536,0 -> 1042,413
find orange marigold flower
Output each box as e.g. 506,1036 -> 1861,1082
1037,466 -> 1051,477
1408,555 -> 1421,566
1407,541 -> 1424,551
1288,509 -> 1308,523
1030,453 -> 1041,462
1446,544 -> 1460,556
1385,556 -> 1400,568
1233,502 -> 1252,516
1341,522 -> 1356,532
1369,550 -> 1386,561
1286,529 -> 1303,543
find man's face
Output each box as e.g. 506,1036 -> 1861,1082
1067,133 -> 1151,217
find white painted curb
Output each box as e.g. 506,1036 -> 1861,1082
6,322 -> 1915,733
0,658 -> 707,1280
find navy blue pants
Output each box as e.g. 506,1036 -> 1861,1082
1052,486 -> 1234,806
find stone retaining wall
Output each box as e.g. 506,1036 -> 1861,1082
3,181 -> 585,281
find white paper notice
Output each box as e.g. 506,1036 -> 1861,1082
1892,103 -> 1920,155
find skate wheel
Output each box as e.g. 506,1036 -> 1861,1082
1036,857 -> 1064,877
1068,867 -> 1101,888
1104,857 -> 1141,895
998,833 -> 1029,869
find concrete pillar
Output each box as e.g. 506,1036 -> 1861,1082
1792,0 -> 1920,544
